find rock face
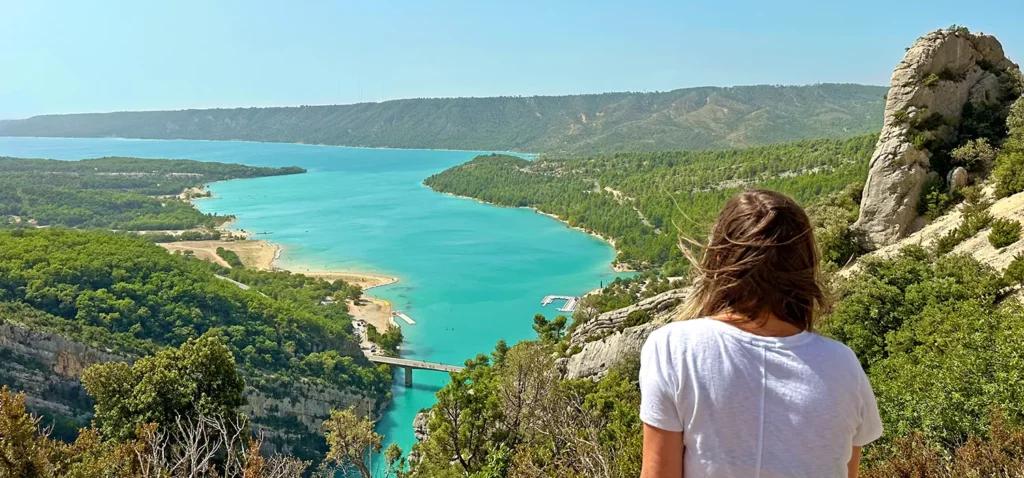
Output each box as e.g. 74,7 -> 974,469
564,324 -> 657,380
853,29 -> 1019,249
563,288 -> 688,380
413,409 -> 431,442
0,322 -> 128,424
0,320 -> 381,454
569,288 -> 688,348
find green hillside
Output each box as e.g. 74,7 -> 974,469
424,134 -> 878,273
0,156 -> 303,229
0,84 -> 886,155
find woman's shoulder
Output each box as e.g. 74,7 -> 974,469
645,317 -> 720,346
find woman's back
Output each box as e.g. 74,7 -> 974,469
640,318 -> 882,477
638,189 -> 882,477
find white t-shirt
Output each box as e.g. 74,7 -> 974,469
640,318 -> 883,478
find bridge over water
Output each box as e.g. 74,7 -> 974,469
366,354 -> 464,386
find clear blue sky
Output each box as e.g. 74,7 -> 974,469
2,0 -> 1022,119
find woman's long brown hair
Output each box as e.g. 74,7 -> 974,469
680,189 -> 824,331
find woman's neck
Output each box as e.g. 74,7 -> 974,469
711,312 -> 803,337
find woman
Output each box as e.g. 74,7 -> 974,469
639,189 -> 882,478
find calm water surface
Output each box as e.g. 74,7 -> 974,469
0,137 -> 623,461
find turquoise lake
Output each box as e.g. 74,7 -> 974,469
0,137 -> 624,460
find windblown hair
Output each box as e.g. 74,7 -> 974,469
680,189 -> 824,331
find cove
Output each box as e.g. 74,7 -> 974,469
0,137 -> 624,457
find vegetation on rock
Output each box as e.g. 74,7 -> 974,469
989,217 -> 1022,249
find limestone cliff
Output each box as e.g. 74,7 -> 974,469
853,28 -> 1019,249
0,319 -> 380,453
0,321 -> 128,433
561,288 -> 688,380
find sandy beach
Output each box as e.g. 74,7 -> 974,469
159,236 -> 399,290
290,269 -> 398,290
159,239 -> 277,269
347,297 -> 395,332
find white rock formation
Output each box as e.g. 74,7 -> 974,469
853,29 -> 1018,249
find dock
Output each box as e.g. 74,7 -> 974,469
541,295 -> 580,313
393,311 -> 417,325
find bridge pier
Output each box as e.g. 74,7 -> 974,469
404,366 -> 413,387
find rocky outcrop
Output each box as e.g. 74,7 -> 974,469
0,322 -> 128,423
564,323 -> 657,380
569,288 -> 688,348
0,320 -> 381,454
413,409 -> 431,442
244,381 -> 378,435
562,288 -> 688,380
853,29 -> 1019,249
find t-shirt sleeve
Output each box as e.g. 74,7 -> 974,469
639,328 -> 684,432
853,370 -> 884,446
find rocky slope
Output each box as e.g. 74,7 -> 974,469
853,29 -> 1019,249
0,318 -> 379,453
867,184 -> 1024,271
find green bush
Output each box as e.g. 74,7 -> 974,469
951,138 -> 997,172
910,133 -> 930,150
622,309 -> 652,329
930,190 -> 992,255
216,246 -> 245,268
994,144 -> 1024,197
822,249 -> 1022,451
989,218 -> 1022,249
994,97 -> 1024,197
919,175 -> 953,220
892,109 -> 910,125
1004,252 -> 1024,285
923,73 -> 940,87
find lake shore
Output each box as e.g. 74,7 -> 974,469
174,190 -> 402,291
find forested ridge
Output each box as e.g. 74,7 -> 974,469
0,228 -> 389,460
0,84 -> 886,155
0,156 -> 303,229
425,134 -> 878,273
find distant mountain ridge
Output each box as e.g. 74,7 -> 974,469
0,84 -> 887,155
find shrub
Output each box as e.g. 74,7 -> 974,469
933,229 -> 963,255
923,73 -> 940,87
1005,252 -> 1024,285
989,218 -> 1021,249
931,191 -> 992,255
994,142 -> 1024,197
910,133 -> 930,150
938,68 -> 963,82
951,138 -> 997,171
862,413 -> 1024,477
892,109 -> 910,125
623,309 -> 652,329
216,246 -> 245,268
911,112 -> 946,132
919,175 -> 953,220
948,24 -> 970,35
